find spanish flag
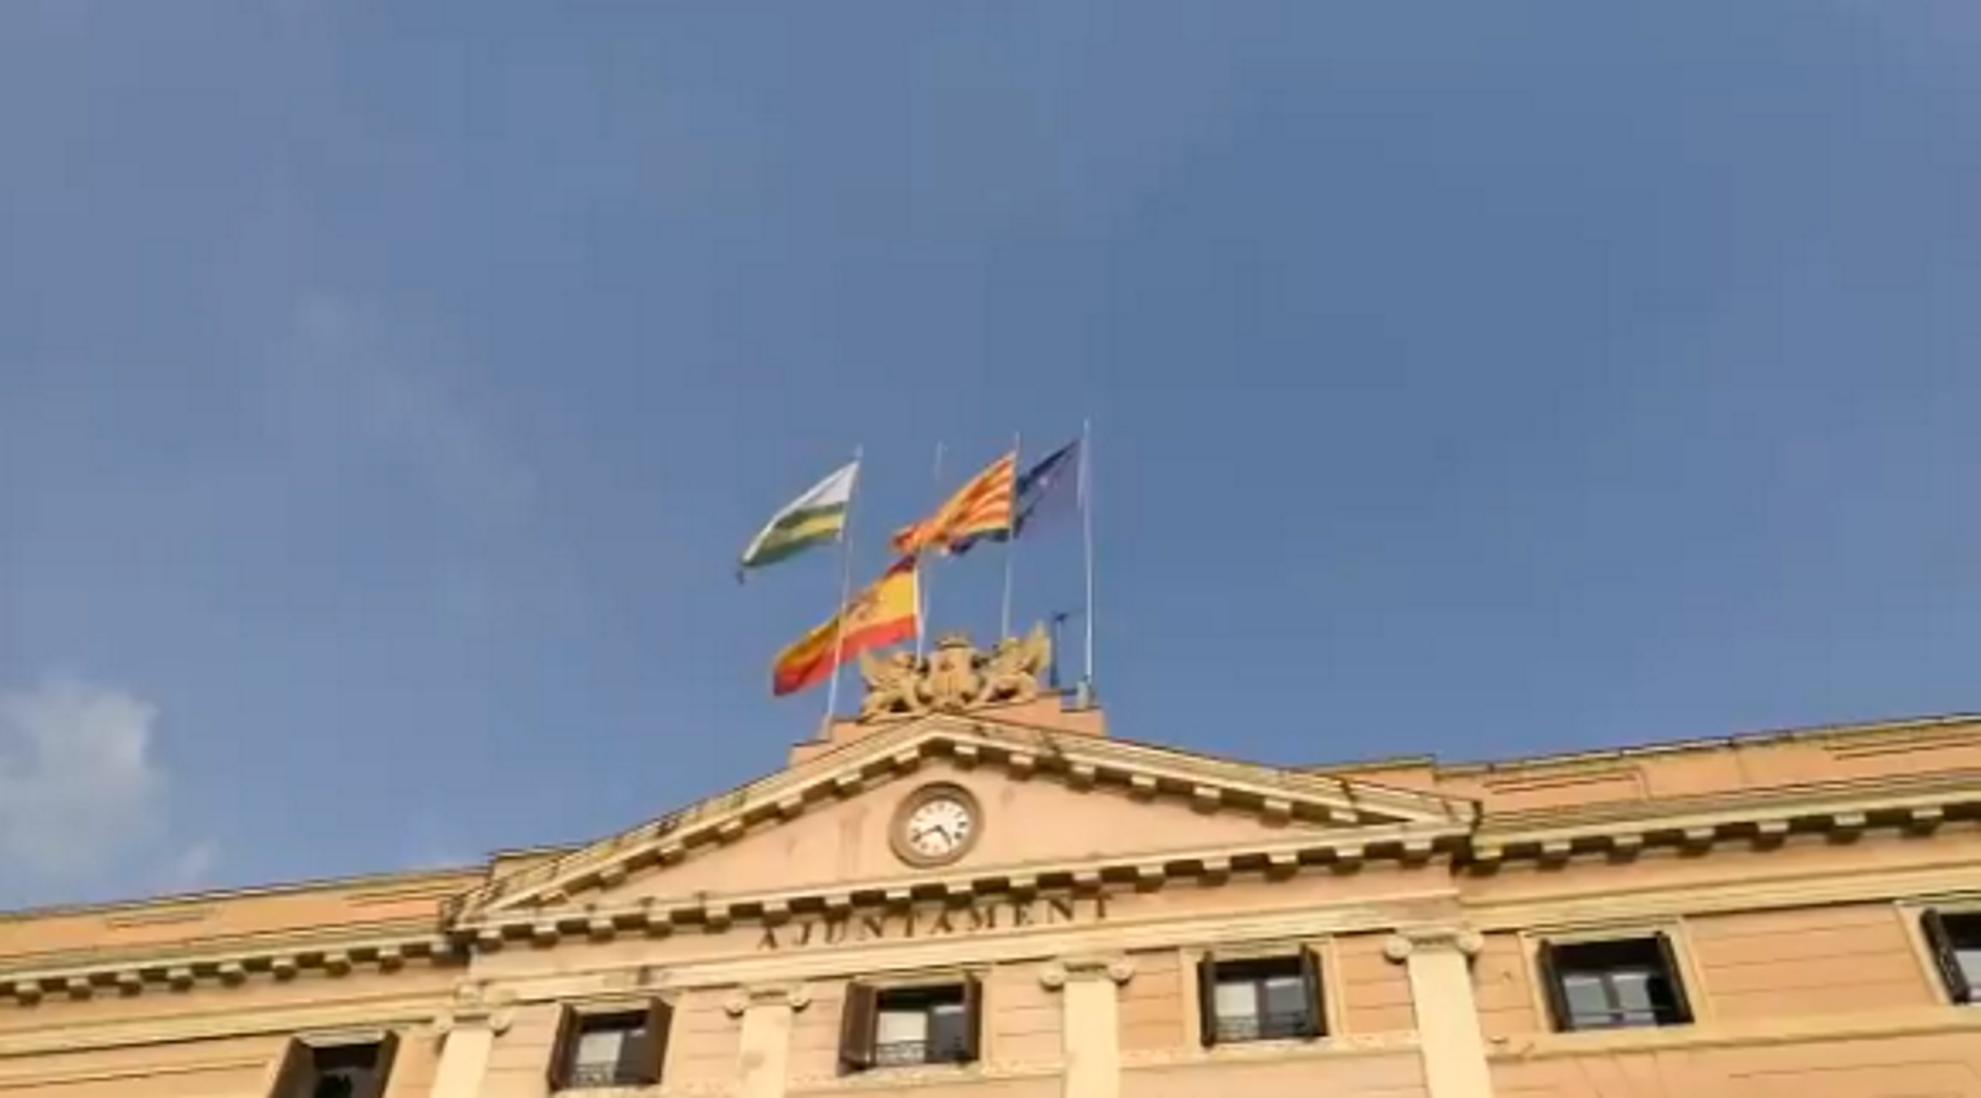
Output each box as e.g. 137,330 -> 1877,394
891,451 -> 1017,555
771,557 -> 920,696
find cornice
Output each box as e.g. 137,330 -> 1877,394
1468,768 -> 1981,867
0,866 -> 479,927
454,715 -> 1477,927
0,986 -> 450,1057
0,918 -> 459,1006
1463,858 -> 1981,932
485,890 -> 1458,1001
453,819 -> 1469,951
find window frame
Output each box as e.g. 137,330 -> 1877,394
1907,899 -> 1981,1006
546,997 -> 674,1093
838,973 -> 983,1074
1194,943 -> 1328,1047
268,1030 -> 401,1098
1529,928 -> 1697,1034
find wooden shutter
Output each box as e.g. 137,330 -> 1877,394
266,1038 -> 310,1098
370,1033 -> 402,1098
1195,953 -> 1220,1048
1299,947 -> 1328,1039
1652,933 -> 1694,1024
838,981 -> 879,1072
545,1006 -> 578,1092
1534,941 -> 1571,1032
643,998 -> 676,1084
1923,909 -> 1974,1005
959,975 -> 984,1064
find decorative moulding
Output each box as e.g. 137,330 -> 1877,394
721,983 -> 812,1017
1038,954 -> 1135,989
0,932 -> 456,1007
1382,925 -> 1483,962
454,715 -> 1476,923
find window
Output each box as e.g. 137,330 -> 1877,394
1196,951 -> 1325,1046
838,978 -> 981,1072
273,1035 -> 398,1098
1536,934 -> 1693,1032
1921,909 -> 1981,1004
548,1001 -> 673,1092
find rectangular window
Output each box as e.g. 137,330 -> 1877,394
548,1001 -> 673,1092
273,1035 -> 399,1098
839,978 -> 981,1072
1196,950 -> 1325,1045
1921,909 -> 1981,1004
1536,935 -> 1693,1032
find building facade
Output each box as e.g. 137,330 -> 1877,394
4,637 -> 1981,1098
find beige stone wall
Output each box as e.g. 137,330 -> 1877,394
0,872 -> 471,960
0,1034 -> 287,1098
1121,1049 -> 1426,1098
1118,949 -> 1185,1053
1490,1030 -> 1981,1097
1686,903 -> 1937,1021
1335,934 -> 1414,1035
989,962 -> 1063,1067
1471,933 -> 1541,1043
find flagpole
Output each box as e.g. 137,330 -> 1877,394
1078,418 -> 1096,705
999,430 -> 1021,640
822,445 -> 863,726
917,441 -> 945,660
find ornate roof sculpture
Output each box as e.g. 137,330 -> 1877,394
857,626 -> 1052,721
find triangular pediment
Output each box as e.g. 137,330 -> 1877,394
452,713 -> 1477,931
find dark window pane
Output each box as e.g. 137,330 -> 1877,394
1550,939 -> 1689,1031
1210,960 -> 1312,1042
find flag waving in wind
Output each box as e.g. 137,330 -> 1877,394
738,459 -> 859,577
771,557 -> 919,696
891,450 -> 1016,556
953,438 -> 1080,554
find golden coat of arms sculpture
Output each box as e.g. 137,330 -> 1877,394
856,625 -> 1053,721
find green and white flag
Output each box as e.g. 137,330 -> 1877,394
739,460 -> 859,574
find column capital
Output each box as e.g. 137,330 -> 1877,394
1383,925 -> 1483,963
435,982 -> 516,1035
1039,954 -> 1135,990
723,982 -> 812,1017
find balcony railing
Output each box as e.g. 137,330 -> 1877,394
874,1036 -> 969,1067
561,1061 -> 657,1090
1213,1008 -> 1314,1043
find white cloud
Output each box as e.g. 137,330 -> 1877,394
156,838 -> 220,894
285,291 -> 574,634
291,291 -> 536,537
0,677 -> 171,880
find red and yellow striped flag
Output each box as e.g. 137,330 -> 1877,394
891,451 -> 1017,555
771,557 -> 920,696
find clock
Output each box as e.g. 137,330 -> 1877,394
890,783 -> 982,868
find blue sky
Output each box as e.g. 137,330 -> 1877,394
3,3 -> 1979,909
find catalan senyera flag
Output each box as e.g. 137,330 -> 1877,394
952,438 -> 1081,555
771,557 -> 919,696
890,450 -> 1017,555
738,460 -> 859,576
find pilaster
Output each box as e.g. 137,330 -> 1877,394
1384,927 -> 1493,1098
429,983 -> 515,1098
724,983 -> 811,1098
1039,955 -> 1134,1098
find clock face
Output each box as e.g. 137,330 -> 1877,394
892,785 -> 981,866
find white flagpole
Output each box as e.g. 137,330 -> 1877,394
1079,419 -> 1096,702
999,431 -> 1021,640
917,441 -> 945,660
822,446 -> 863,726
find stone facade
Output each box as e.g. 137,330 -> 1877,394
4,696 -> 1981,1098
